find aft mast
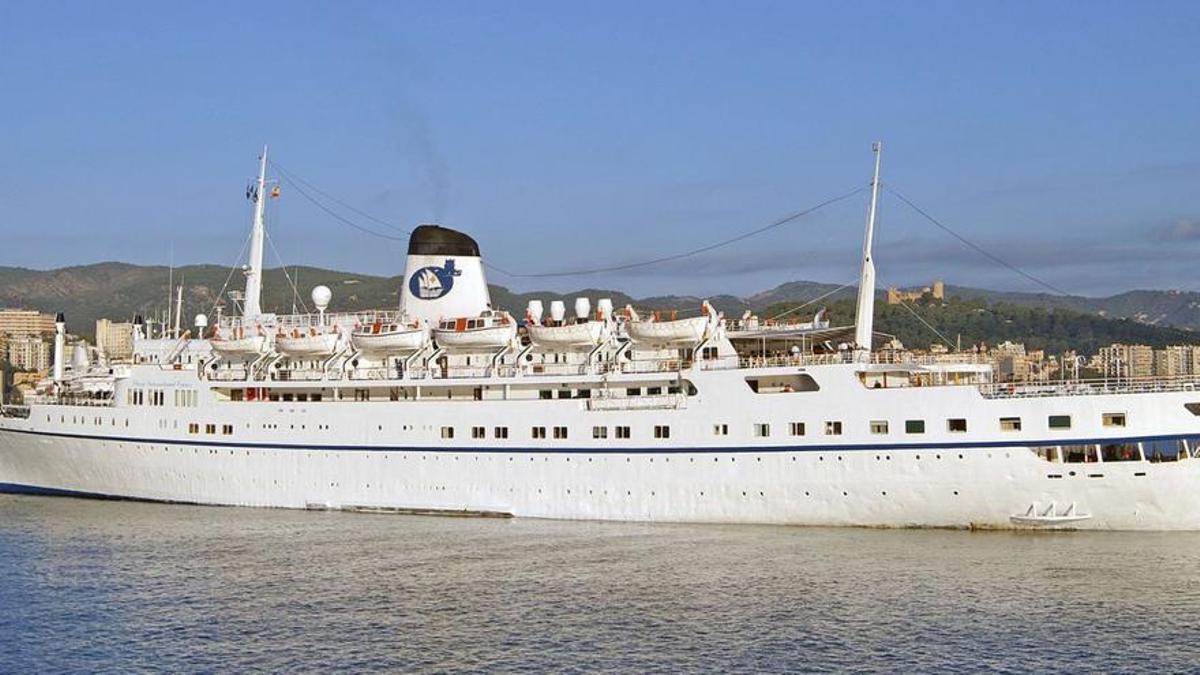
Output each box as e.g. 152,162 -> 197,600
853,142 -> 882,362
243,146 -> 269,319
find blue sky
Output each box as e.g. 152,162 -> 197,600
1,1 -> 1198,298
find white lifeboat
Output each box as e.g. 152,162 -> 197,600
527,320 -> 609,349
210,325 -> 270,357
625,308 -> 710,345
433,310 -> 517,350
276,326 -> 341,357
351,319 -> 429,355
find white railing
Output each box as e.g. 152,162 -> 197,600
979,375 -> 1200,399
586,393 -> 688,411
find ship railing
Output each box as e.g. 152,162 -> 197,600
585,393 -> 688,411
526,363 -> 594,377
1,405 -> 31,419
979,374 -> 1200,399
620,359 -> 692,374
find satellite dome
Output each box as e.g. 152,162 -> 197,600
311,285 -> 333,311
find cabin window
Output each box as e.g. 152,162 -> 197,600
713,424 -> 729,436
471,426 -> 485,439
702,346 -> 719,360
947,418 -> 967,433
626,387 -> 641,396
230,389 -> 244,402
441,426 -> 454,439
615,426 -> 631,439
789,422 -> 805,436
654,425 -> 671,439
1032,446 -> 1058,462
222,424 -> 233,436
553,426 -> 568,440
647,386 -> 662,396
205,424 -> 216,435
745,374 -> 820,394
539,390 -> 552,400
593,426 -> 608,439
905,420 -> 925,434
1063,444 -> 1097,463
282,393 -> 294,402
575,389 -> 592,399
188,423 -> 199,434
1101,443 -> 1139,462
1048,415 -> 1071,430
825,421 -> 842,436
531,426 -> 547,439
557,390 -> 572,400
869,420 -> 889,435
1102,413 -> 1126,428
1186,403 -> 1200,416
754,423 -> 770,438
494,426 -> 509,439
311,393 -> 322,402
1000,417 -> 1022,432
1144,439 -> 1187,462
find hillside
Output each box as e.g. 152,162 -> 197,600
1,262 -> 1198,352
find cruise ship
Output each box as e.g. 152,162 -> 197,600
3,145 -> 1200,530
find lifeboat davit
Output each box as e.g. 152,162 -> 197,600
210,326 -> 270,357
527,321 -> 609,349
433,310 -> 517,349
350,320 -> 429,355
276,327 -> 341,357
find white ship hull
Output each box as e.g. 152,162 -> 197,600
5,363 -> 1200,529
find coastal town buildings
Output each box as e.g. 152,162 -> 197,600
95,319 -> 135,360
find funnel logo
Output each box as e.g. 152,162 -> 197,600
409,259 -> 461,300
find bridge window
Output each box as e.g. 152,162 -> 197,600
947,418 -> 967,433
1000,417 -> 1022,431
905,420 -> 925,434
1049,415 -> 1071,430
1102,413 -> 1126,428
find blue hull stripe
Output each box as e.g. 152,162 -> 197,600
0,425 -> 1196,455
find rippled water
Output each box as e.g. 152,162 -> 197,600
2,495 -> 1199,672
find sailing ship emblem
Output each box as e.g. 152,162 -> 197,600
409,259 -> 461,299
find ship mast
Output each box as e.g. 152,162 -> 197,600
243,145 -> 268,319
853,142 -> 882,362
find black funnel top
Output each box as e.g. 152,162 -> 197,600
408,225 -> 480,257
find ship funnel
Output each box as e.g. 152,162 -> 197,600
574,298 -> 591,321
399,225 -> 491,326
527,300 -> 544,325
53,313 -> 66,382
550,301 -> 566,323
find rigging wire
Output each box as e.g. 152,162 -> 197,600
764,280 -> 857,322
883,284 -> 959,352
263,158 -> 867,280
205,227 -> 253,323
884,185 -> 1073,297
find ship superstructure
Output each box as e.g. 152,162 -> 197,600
4,145 -> 1200,530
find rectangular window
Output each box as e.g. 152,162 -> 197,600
539,390 -> 553,400
654,425 -> 671,439
647,386 -> 662,396
1049,415 -> 1071,430
626,387 -> 641,396
789,422 -> 805,437
494,426 -> 509,439
205,424 -> 216,435
532,426 -> 547,439
441,426 -> 455,439
222,424 -> 233,436
1102,413 -> 1126,428
557,390 -> 572,399
713,424 -> 729,436
1000,417 -> 1022,431
615,426 -> 631,439
754,423 -> 770,438
870,420 -> 889,435
905,420 -> 925,434
947,418 -> 968,433
825,421 -> 843,436
471,426 -> 486,439
553,426 -> 568,439
188,423 -> 199,434
593,426 -> 608,439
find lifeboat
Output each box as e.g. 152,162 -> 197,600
276,326 -> 341,357
624,303 -> 715,345
350,319 -> 430,355
433,310 -> 517,349
527,320 -> 609,349
210,325 -> 270,357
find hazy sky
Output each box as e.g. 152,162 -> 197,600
1,1 -> 1198,298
